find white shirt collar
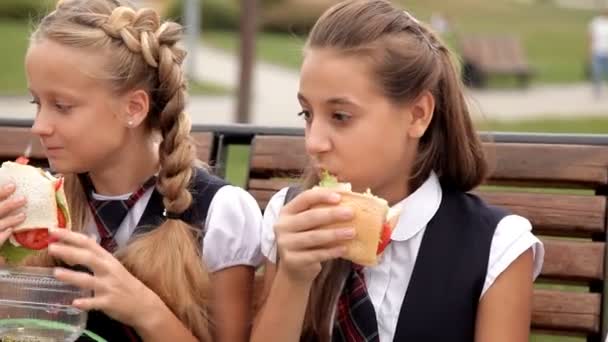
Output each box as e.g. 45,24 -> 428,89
390,171 -> 442,241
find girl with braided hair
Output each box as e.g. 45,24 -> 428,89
0,0 -> 263,341
252,1 -> 544,341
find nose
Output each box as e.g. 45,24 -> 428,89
305,118 -> 332,156
30,108 -> 53,137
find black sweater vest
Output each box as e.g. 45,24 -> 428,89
391,186 -> 507,341
77,168 -> 228,342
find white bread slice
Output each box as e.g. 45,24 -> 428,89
314,190 -> 389,266
0,161 -> 59,233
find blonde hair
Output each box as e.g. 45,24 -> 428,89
29,0 -> 212,339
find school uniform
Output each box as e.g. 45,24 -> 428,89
261,171 -> 544,342
76,168 -> 263,341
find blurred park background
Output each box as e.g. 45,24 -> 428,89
1,0 -> 607,132
0,1 -> 607,340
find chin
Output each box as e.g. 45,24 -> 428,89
47,159 -> 85,175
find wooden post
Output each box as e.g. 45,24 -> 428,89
236,0 -> 258,123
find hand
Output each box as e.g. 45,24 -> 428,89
0,182 -> 27,264
48,228 -> 165,329
274,187 -> 355,285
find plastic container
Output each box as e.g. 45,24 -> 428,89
0,266 -> 92,342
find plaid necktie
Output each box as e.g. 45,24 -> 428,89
332,264 -> 380,342
80,175 -> 157,252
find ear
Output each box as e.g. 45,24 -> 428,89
122,89 -> 150,128
406,91 -> 435,139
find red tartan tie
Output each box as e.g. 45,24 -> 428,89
81,175 -> 156,252
332,264 -> 380,342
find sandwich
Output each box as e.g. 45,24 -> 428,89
0,158 -> 71,263
314,171 -> 400,266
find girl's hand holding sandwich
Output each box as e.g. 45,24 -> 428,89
274,187 -> 355,284
0,182 -> 27,264
48,227 -> 169,333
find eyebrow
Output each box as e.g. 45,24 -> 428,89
297,93 -> 360,107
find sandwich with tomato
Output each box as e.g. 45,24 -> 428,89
315,171 -> 400,266
0,158 -> 71,263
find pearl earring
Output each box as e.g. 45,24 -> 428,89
127,120 -> 134,127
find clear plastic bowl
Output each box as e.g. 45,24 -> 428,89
0,266 -> 92,342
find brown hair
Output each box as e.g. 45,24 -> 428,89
296,0 -> 487,340
29,0 -> 212,339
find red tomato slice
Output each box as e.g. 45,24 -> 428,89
55,178 -> 63,191
15,156 -> 30,165
14,229 -> 51,250
14,208 -> 66,250
57,206 -> 66,228
376,222 -> 392,255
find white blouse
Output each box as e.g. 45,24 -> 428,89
87,185 -> 264,273
261,172 -> 545,342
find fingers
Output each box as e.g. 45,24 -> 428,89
279,206 -> 353,233
49,228 -> 105,256
0,183 -> 16,201
0,213 -> 25,232
54,267 -> 96,291
278,227 -> 355,251
282,188 -> 342,214
0,227 -> 13,246
48,241 -> 105,272
71,296 -> 101,312
0,184 -> 26,219
281,245 -> 347,267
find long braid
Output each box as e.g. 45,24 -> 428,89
39,1 -> 214,339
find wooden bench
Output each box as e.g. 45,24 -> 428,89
2,120 -> 608,341
246,132 -> 608,341
0,123 -> 216,167
459,35 -> 534,88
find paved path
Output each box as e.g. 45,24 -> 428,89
2,44 -> 606,127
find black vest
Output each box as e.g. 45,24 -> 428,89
77,168 -> 228,342
286,185 -> 507,342
392,186 -> 506,341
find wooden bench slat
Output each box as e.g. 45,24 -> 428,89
485,143 -> 608,187
249,178 -> 606,236
477,191 -> 606,235
0,127 -> 45,159
532,290 -> 601,333
0,127 -> 215,165
250,136 -> 307,172
540,239 -> 604,281
250,136 -> 608,187
191,132 -> 214,164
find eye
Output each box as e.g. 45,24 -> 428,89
297,110 -> 312,122
54,102 -> 72,113
332,112 -> 351,123
29,98 -> 41,113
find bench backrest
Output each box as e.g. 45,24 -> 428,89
0,126 -> 216,167
246,133 -> 608,340
2,122 -> 608,340
460,35 -> 531,74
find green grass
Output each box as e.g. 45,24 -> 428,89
479,116 -> 608,134
0,19 -> 31,95
188,80 -> 232,96
224,144 -> 250,187
203,30 -> 306,70
0,19 -> 230,96
204,0 -> 595,85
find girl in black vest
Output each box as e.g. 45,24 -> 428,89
0,0 -> 263,341
252,1 -> 544,341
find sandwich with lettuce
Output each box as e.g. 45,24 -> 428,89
315,171 -> 399,266
0,158 -> 71,263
